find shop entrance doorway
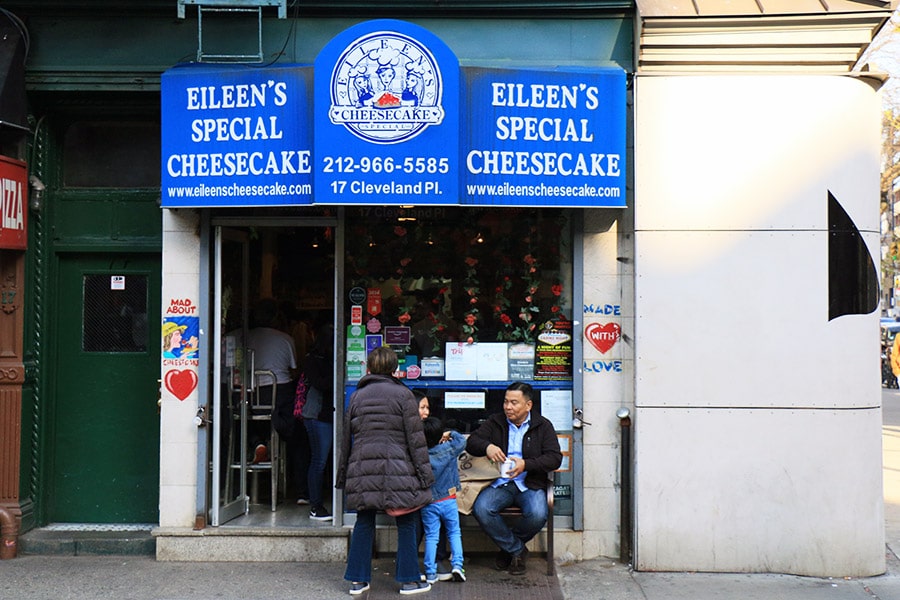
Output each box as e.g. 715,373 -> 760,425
210,218 -> 339,526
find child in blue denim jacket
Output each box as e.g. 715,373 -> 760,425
421,417 -> 467,583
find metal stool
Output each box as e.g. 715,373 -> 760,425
246,369 -> 285,511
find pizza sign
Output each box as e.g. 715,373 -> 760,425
0,156 -> 27,250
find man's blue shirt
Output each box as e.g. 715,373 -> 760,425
491,411 -> 531,491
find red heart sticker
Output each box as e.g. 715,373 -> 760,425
585,322 -> 621,354
164,369 -> 198,401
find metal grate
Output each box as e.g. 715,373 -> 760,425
177,0 -> 287,19
82,274 -> 148,353
177,0 -> 287,63
198,5 -> 264,63
43,523 -> 155,532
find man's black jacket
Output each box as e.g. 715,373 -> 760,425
465,412 -> 562,490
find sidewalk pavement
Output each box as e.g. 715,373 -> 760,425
6,391 -> 900,599
557,545 -> 900,600
556,507 -> 900,600
3,545 -> 900,600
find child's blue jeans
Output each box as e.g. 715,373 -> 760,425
421,497 -> 464,577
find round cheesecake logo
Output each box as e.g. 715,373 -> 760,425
329,30 -> 444,144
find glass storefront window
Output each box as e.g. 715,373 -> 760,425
345,207 -> 572,358
346,207 -> 572,344
343,207 -> 574,384
343,207 -> 576,517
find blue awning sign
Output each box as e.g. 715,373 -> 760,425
463,67 -> 626,207
160,21 -> 626,208
161,63 -> 313,208
326,30 -> 445,144
314,19 -> 460,205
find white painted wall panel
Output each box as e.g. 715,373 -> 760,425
634,76 -> 880,234
634,229 -> 880,409
632,74 -> 883,575
634,407 -> 884,576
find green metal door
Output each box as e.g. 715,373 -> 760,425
50,253 -> 161,523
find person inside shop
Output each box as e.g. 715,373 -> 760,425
246,299 -> 298,467
337,346 -> 434,596
302,321 -> 335,521
465,381 -> 561,576
280,302 -> 315,371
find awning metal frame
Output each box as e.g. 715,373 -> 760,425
177,0 -> 286,19
177,0 -> 287,64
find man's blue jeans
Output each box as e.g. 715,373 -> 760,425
421,498 -> 464,577
344,509 -> 421,584
472,481 -> 547,556
304,418 -> 332,508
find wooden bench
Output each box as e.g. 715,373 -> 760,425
456,454 -> 556,576
374,470 -> 556,576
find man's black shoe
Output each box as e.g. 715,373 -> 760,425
494,550 -> 512,570
509,548 -> 528,576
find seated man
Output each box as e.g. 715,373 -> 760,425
465,381 -> 561,576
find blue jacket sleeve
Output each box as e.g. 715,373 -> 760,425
448,430 -> 467,457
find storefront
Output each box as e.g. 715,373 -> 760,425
7,0 -> 895,577
155,17 -> 628,559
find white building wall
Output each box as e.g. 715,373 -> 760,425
159,209 -> 201,528
632,75 -> 884,576
581,209 -> 635,559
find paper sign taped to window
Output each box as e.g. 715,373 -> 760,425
445,391 -> 485,409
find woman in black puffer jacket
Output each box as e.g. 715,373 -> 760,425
337,346 -> 434,596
